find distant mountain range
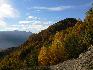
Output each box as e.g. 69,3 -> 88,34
0,31 -> 32,48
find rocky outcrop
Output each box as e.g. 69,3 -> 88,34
50,45 -> 93,70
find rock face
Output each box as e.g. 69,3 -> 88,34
50,45 -> 93,70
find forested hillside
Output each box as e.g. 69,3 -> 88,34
0,5 -> 93,70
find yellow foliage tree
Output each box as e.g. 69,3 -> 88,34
49,43 -> 64,65
38,47 -> 49,66
49,33 -> 65,65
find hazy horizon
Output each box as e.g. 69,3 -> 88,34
0,31 -> 32,48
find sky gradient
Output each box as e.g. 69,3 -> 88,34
0,0 -> 93,33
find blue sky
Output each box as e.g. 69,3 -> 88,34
0,0 -> 92,33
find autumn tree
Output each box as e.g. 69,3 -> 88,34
38,47 -> 50,66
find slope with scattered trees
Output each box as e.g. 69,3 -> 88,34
0,4 -> 93,70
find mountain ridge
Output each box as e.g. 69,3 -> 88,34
0,31 -> 32,48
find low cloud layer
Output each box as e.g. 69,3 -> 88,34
0,15 -> 52,33
18,16 -> 52,33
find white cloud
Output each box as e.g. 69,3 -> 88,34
0,0 -> 52,33
28,16 -> 34,19
0,0 -> 18,19
28,16 -> 37,19
27,15 -> 39,20
0,4 -> 18,19
19,20 -> 32,24
0,0 -> 19,31
33,6 -> 73,11
18,15 -> 52,33
0,0 -> 8,4
31,24 -> 48,32
0,20 -> 7,28
0,15 -> 52,33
